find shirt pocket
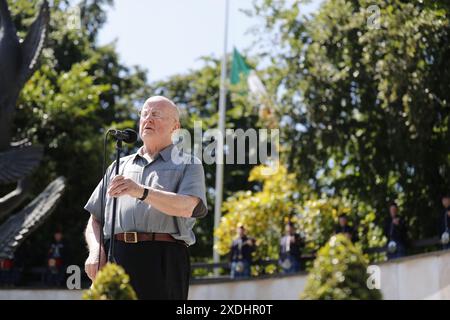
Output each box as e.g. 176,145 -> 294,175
147,169 -> 183,193
122,167 -> 142,182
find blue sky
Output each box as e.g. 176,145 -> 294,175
97,0 -> 322,82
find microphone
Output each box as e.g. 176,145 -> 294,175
108,129 -> 138,144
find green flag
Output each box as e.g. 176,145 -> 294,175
231,48 -> 251,85
230,48 -> 277,127
230,48 -> 267,98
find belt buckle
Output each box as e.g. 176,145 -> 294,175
124,232 -> 138,243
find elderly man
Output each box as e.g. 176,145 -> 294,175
83,96 -> 208,300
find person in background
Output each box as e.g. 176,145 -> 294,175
0,257 -> 18,287
384,202 -> 408,259
230,225 -> 256,279
45,228 -> 67,287
279,222 -> 304,274
439,193 -> 450,250
334,214 -> 358,243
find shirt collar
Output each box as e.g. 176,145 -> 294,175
159,144 -> 176,161
135,143 -> 176,163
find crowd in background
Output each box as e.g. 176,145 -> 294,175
229,193 -> 450,278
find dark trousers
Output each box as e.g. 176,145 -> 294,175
105,240 -> 190,300
279,255 -> 301,274
230,260 -> 251,278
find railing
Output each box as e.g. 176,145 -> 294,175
190,254 -> 316,282
191,237 -> 445,281
365,236 -> 442,253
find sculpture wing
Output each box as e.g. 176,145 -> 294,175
18,0 -> 50,88
0,146 -> 43,184
0,0 -> 15,32
0,177 -> 65,259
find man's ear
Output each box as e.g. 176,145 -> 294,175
172,121 -> 181,132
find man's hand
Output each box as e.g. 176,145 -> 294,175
107,175 -> 201,218
393,217 -> 400,225
108,175 -> 145,199
84,248 -> 106,282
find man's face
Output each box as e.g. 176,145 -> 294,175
139,100 -> 179,142
442,197 -> 450,208
285,224 -> 294,235
237,227 -> 245,237
54,232 -> 63,242
389,205 -> 398,218
339,217 -> 347,227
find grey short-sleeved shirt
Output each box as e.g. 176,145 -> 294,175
84,144 -> 208,246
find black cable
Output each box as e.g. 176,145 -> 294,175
97,129 -> 112,272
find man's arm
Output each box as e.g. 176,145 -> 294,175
107,175 -> 200,218
84,215 -> 106,281
143,188 -> 200,218
279,237 -> 284,256
248,238 -> 257,253
229,242 -> 236,262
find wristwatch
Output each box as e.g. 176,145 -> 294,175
138,187 -> 149,201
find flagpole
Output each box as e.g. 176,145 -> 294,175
213,0 -> 229,270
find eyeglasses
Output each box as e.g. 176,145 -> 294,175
139,109 -> 173,121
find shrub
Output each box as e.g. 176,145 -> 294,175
301,234 -> 382,300
83,263 -> 137,300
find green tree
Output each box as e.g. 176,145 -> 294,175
301,234 -> 382,300
215,164 -> 385,275
215,164 -> 301,274
250,0 -> 450,240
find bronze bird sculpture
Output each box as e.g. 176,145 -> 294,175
0,0 -> 66,260
0,0 -> 49,218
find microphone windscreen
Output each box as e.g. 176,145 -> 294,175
123,129 -> 138,144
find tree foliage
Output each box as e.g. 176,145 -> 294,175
250,0 -> 450,239
215,165 -> 301,264
215,164 -> 385,273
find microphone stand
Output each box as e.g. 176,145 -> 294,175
107,139 -> 123,263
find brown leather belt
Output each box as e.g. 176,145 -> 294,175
115,232 -> 187,246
